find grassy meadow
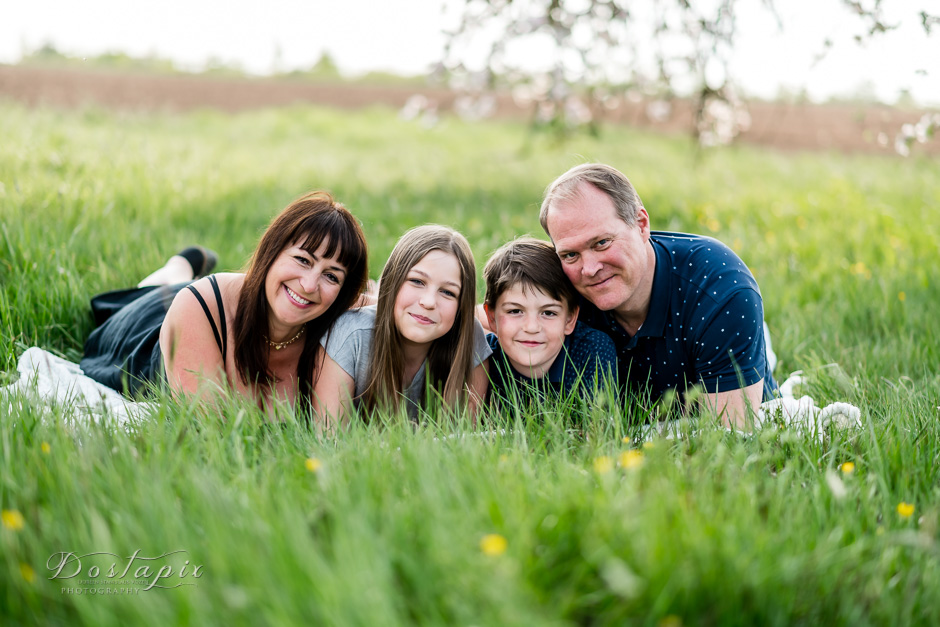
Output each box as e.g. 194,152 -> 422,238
1,99 -> 939,625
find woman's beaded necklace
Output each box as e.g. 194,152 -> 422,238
265,326 -> 305,351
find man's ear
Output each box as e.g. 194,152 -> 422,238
484,303 -> 497,333
564,304 -> 579,335
636,207 -> 651,241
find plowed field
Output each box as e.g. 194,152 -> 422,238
1,64 -> 936,155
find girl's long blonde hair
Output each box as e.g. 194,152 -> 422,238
360,225 -> 478,416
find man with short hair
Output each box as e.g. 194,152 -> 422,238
540,163 -> 776,428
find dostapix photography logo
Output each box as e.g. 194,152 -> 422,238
47,549 -> 203,595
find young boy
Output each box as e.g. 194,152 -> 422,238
483,237 -> 616,407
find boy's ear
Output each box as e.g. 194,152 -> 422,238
483,303 -> 497,332
564,304 -> 579,336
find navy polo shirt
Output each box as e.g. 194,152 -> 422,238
578,232 -> 777,403
486,320 -> 616,406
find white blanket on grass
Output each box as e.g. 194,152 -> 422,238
1,347 -> 152,428
3,348 -> 861,438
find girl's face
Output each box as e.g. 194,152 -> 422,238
264,239 -> 347,332
393,249 -> 462,349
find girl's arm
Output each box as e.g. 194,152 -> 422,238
465,318 -> 494,424
465,359 -> 490,422
312,350 -> 356,430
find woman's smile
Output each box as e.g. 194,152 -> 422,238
285,285 -> 314,306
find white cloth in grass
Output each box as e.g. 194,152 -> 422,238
640,370 -> 862,441
757,371 -> 862,433
1,347 -> 151,428
321,306 -> 492,420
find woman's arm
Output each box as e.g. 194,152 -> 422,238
159,283 -> 228,398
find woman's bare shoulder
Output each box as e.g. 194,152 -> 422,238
192,272 -> 245,293
164,273 -> 244,323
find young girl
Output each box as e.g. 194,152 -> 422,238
314,225 -> 491,425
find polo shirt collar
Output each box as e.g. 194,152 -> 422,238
636,237 -> 670,339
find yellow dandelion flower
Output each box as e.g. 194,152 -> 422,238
480,533 -> 507,556
305,457 -> 323,473
658,615 -> 683,627
642,441 -> 655,450
621,436 -> 631,444
897,502 -> 915,518
619,450 -> 645,470
849,262 -> 872,280
498,454 -> 509,464
706,219 -> 720,233
898,291 -> 906,302
2,509 -> 25,531
840,462 -> 855,475
41,442 -> 51,455
593,456 -> 614,474
20,563 -> 35,583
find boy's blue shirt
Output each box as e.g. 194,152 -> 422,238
486,320 -> 616,405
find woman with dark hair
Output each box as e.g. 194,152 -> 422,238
80,191 -> 368,414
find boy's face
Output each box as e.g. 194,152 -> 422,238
485,284 -> 578,379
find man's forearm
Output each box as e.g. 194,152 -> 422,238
699,380 -> 764,430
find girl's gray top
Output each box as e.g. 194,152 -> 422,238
320,305 -> 492,419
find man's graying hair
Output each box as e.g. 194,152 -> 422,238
539,163 -> 645,233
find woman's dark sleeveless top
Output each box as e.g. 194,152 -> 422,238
80,276 -> 226,398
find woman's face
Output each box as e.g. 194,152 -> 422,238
264,239 -> 347,333
393,249 -> 462,349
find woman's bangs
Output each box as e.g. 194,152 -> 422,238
297,227 -> 328,258
295,211 -> 361,269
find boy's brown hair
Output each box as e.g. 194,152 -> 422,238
483,237 -> 579,312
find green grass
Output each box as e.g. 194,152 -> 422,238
1,100 -> 939,625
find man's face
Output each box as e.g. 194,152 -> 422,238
545,182 -> 653,315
